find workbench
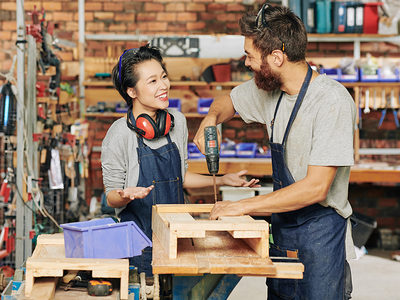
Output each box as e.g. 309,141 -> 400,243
188,159 -> 400,183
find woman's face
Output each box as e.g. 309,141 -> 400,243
129,59 -> 170,116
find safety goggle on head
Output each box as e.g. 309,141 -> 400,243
255,3 -> 285,53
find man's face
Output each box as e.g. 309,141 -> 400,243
244,37 -> 282,92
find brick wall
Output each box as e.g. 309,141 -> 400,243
2,0 -> 400,73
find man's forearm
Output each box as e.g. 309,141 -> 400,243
239,167 -> 337,215
207,95 -> 236,125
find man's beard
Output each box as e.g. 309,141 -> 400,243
254,62 -> 282,92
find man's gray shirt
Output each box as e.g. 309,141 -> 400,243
231,74 -> 356,258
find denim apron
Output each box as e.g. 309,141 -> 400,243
267,66 -> 347,299
119,132 -> 184,277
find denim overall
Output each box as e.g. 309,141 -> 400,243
267,66 -> 347,299
120,130 -> 184,277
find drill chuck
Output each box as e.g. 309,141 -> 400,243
204,126 -> 219,174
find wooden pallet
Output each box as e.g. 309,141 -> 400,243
152,204 -> 269,260
25,234 -> 129,300
152,204 -> 304,278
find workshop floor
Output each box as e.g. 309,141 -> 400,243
228,249 -> 400,300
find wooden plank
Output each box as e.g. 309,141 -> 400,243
169,219 -> 268,232
241,231 -> 269,259
176,230 -> 206,238
154,204 -> 213,213
229,230 -> 262,238
161,212 -> 195,223
152,233 -> 199,275
36,233 -> 64,245
152,206 -> 177,259
27,277 -> 57,300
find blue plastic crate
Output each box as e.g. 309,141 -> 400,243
235,143 -> 257,158
255,148 -> 271,158
378,68 -> 399,82
339,68 -> 359,82
61,218 -> 151,259
168,98 -> 181,112
197,98 -> 214,114
188,142 -> 204,159
220,142 -> 236,158
115,102 -> 128,113
320,68 -> 340,80
360,68 -> 379,82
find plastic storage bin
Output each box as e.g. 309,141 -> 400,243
339,68 -> 359,82
255,148 -> 271,158
360,68 -> 379,82
320,68 -> 340,81
197,98 -> 214,114
378,68 -> 399,82
350,212 -> 377,248
188,142 -> 204,159
220,142 -> 236,158
61,218 -> 152,259
115,102 -> 128,113
235,143 -> 257,158
168,98 -> 181,111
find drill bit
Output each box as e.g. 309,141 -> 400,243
213,174 -> 217,202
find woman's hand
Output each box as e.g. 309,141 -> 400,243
220,170 -> 260,187
117,185 -> 154,201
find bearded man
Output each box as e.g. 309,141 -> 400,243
194,3 -> 356,300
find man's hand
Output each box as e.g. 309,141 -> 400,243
193,116 -> 220,154
209,201 -> 244,220
220,170 -> 260,187
117,185 -> 154,200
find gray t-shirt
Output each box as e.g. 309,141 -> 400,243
101,109 -> 188,216
231,74 -> 356,258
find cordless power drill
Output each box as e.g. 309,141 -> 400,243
204,126 -> 219,202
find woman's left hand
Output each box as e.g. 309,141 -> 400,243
220,170 -> 260,187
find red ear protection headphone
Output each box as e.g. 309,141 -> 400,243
127,108 -> 174,140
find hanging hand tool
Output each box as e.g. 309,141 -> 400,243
204,126 -> 219,202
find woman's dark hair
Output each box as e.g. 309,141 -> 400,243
239,5 -> 307,62
112,44 -> 167,107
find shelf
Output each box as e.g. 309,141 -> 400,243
341,82 -> 400,88
308,34 -> 400,42
308,34 -> 400,60
83,80 -> 400,89
188,159 -> 400,183
85,112 -> 226,119
83,80 -> 243,87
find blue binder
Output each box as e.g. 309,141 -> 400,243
302,0 -> 316,33
289,0 -> 302,18
316,0 -> 332,33
332,1 -> 347,33
354,2 -> 364,33
345,2 -> 356,33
